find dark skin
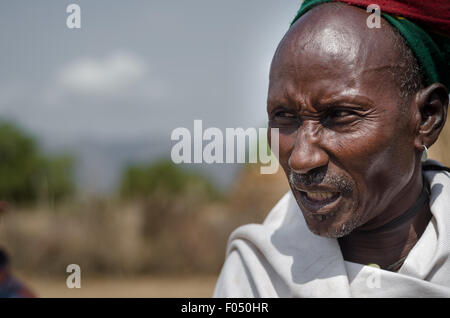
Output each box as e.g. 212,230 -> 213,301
267,4 -> 448,270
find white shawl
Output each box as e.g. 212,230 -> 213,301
213,165 -> 450,297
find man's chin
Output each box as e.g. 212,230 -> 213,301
304,216 -> 359,238
293,191 -> 360,238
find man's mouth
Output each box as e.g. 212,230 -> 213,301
294,188 -> 342,220
303,191 -> 338,201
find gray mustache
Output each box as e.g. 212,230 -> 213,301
289,168 -> 353,194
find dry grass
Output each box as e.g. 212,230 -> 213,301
0,164 -> 289,297
0,165 -> 289,279
15,273 -> 217,298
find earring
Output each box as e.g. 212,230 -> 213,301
421,145 -> 428,162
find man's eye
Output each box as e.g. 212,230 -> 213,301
323,109 -> 360,127
329,110 -> 354,118
275,111 -> 296,119
269,110 -> 299,128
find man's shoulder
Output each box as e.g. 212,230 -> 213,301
234,190 -> 299,234
225,190 -> 304,253
423,159 -> 450,176
262,190 -> 296,227
423,159 -> 450,189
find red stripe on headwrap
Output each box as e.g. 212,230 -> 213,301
337,0 -> 450,34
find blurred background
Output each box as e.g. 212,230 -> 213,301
0,1 -> 449,297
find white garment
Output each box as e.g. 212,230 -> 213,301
213,163 -> 450,297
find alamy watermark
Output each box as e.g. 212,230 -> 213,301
170,120 -> 279,174
65,3 -> 380,30
66,4 -> 81,29
366,4 -> 381,29
66,264 -> 81,288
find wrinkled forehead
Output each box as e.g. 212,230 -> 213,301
269,3 -> 403,98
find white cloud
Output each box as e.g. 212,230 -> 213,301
58,51 -> 147,96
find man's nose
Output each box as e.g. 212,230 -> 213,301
288,122 -> 329,174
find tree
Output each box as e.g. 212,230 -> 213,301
40,154 -> 76,203
119,159 -> 219,200
0,120 -> 75,204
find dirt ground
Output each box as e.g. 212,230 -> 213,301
16,273 -> 218,298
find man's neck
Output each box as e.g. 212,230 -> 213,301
338,172 -> 432,271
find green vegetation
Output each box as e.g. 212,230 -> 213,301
40,155 -> 75,203
0,120 -> 75,204
119,159 -> 220,200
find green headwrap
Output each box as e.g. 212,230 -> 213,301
290,0 -> 450,89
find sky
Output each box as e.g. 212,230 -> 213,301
0,0 -> 302,193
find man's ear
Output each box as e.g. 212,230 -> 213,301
413,83 -> 449,151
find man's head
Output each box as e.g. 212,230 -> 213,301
267,3 -> 448,237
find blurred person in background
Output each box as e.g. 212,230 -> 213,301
214,0 -> 450,297
0,201 -> 35,298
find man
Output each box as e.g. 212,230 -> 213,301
214,0 -> 450,297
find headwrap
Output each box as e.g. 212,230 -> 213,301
291,0 -> 450,89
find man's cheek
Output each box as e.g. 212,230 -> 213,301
334,133 -> 388,175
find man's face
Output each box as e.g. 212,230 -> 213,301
267,4 -> 418,237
